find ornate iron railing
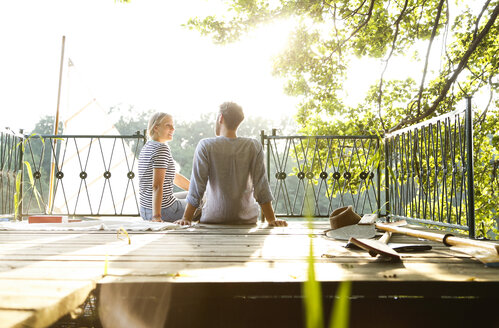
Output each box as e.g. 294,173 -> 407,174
0,128 -> 25,219
261,100 -> 476,237
1,100 -> 479,237
261,130 -> 381,217
0,131 -> 145,218
384,98 -> 475,237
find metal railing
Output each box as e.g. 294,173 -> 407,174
0,128 -> 25,219
0,131 -> 145,218
261,130 -> 381,217
384,98 -> 475,237
261,99 -> 476,237
1,100 -> 479,237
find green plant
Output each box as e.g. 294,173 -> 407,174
303,190 -> 351,328
13,133 -> 46,221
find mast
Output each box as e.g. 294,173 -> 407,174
47,35 -> 65,213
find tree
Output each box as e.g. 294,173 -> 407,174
186,0 -> 498,133
186,0 -> 499,238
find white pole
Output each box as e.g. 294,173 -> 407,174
48,35 -> 65,214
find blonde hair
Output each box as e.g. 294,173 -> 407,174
147,112 -> 172,139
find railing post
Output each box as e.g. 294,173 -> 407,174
260,130 -> 268,181
260,130 -> 267,223
465,97 -> 475,238
16,129 -> 24,221
384,137 -> 390,219
377,137 -> 381,216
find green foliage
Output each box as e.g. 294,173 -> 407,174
303,227 -> 324,328
13,134 -> 45,220
473,105 -> 499,238
186,0 -> 499,239
303,192 -> 351,328
303,227 -> 352,327
14,170 -> 21,220
22,161 -> 42,211
329,281 -> 351,328
185,0 -> 497,130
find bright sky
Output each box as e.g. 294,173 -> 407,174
0,0 -> 300,132
1,0 -> 485,134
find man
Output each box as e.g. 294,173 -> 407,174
174,102 -> 287,227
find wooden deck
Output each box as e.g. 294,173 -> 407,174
1,220 -> 498,328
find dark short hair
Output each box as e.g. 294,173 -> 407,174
219,102 -> 244,130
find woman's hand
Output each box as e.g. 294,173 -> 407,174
174,218 -> 192,226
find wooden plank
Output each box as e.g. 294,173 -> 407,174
0,245 -> 470,261
95,261 -> 498,282
0,232 -> 482,261
0,309 -> 35,328
0,267 -> 104,281
0,253 -> 475,267
0,235 -> 465,260
2,258 -> 493,282
0,279 -> 95,328
0,280 -> 94,308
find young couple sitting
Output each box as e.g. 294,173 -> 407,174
138,102 -> 287,227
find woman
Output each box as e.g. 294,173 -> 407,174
138,112 -> 190,222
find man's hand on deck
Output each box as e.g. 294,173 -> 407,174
174,218 -> 192,226
260,202 -> 286,227
267,219 -> 288,227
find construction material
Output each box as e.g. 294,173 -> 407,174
28,216 -> 62,224
376,222 -> 499,267
348,236 -> 401,261
376,222 -> 499,254
347,220 -> 433,262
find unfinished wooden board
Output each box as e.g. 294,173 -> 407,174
0,279 -> 95,328
0,309 -> 34,328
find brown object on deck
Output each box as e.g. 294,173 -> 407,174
348,236 -> 401,261
28,216 -> 62,224
329,206 -> 361,229
376,222 -> 499,255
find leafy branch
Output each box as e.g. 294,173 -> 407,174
389,2 -> 499,132
327,0 -> 376,58
414,0 -> 446,117
377,0 -> 409,132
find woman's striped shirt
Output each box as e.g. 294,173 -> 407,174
138,140 -> 176,209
